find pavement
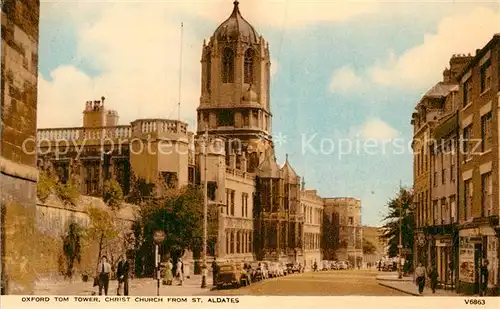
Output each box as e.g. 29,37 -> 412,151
375,272 -> 458,296
33,274 -> 213,296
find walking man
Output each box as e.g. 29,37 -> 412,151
211,260 -> 218,287
116,254 -> 130,296
429,264 -> 438,293
176,259 -> 184,286
98,255 -> 111,296
480,259 -> 489,296
415,262 -> 427,294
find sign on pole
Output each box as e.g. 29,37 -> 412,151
153,230 -> 166,244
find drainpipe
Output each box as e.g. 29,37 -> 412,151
454,90 -> 460,293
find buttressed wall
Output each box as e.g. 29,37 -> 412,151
0,0 -> 40,294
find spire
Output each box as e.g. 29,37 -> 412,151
231,0 -> 240,16
301,177 -> 305,191
285,153 -> 289,162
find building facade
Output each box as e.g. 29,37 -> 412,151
455,35 -> 500,295
362,226 -> 386,266
34,1 -> 370,269
411,34 -> 500,295
324,198 -> 363,267
300,189 -> 323,268
1,0 -> 40,294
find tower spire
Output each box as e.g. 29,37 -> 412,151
231,0 -> 240,16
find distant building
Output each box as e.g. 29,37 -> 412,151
324,198 -> 363,267
362,226 -> 385,266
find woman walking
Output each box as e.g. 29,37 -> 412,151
163,259 -> 173,286
415,263 -> 427,294
429,264 -> 438,293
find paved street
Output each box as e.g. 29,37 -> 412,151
204,269 -> 409,296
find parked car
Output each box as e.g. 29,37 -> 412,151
321,260 -> 330,271
337,261 -> 348,270
259,262 -> 270,279
268,262 -> 280,277
279,262 -> 288,275
249,262 -> 263,282
215,263 -> 250,289
286,263 -> 302,274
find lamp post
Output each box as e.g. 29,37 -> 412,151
201,127 -> 208,288
398,182 -> 403,279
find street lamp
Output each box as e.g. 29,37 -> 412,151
201,127 -> 208,288
398,183 -> 403,279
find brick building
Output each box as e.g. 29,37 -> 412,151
455,34 -> 500,295
411,34 -> 500,295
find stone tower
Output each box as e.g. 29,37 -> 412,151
1,0 -> 40,294
197,0 -> 273,172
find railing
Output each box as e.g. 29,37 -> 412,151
132,119 -> 187,135
37,126 -> 132,141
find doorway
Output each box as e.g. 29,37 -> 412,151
473,243 -> 482,294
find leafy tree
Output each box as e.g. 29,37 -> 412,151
55,177 -> 80,206
135,185 -> 204,276
380,187 -> 415,263
86,206 -> 120,271
37,171 -> 56,202
362,238 -> 377,255
103,179 -> 124,211
62,222 -> 83,278
127,174 -> 156,205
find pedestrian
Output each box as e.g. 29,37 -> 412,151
176,259 -> 184,286
212,260 -> 218,287
378,260 -> 382,271
313,260 -> 318,272
415,262 -> 427,294
184,260 -> 191,279
97,255 -> 111,296
163,259 -> 173,285
480,259 -> 489,296
116,254 -> 130,296
429,264 -> 438,293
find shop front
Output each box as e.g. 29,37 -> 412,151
435,238 -> 453,288
458,226 -> 498,295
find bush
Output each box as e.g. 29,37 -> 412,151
37,172 -> 56,202
56,179 -> 80,206
103,179 -> 124,211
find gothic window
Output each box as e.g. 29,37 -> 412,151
244,49 -> 254,84
206,50 -> 211,91
84,161 -> 100,196
217,110 -> 234,127
222,47 -> 234,83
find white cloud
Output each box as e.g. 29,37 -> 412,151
350,118 -> 399,141
329,66 -> 363,94
42,1 -> 354,129
367,6 -> 500,89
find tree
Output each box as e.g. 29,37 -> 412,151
103,179 -> 124,211
362,238 -> 377,255
86,206 -> 120,272
37,171 -> 56,202
62,222 -> 83,278
127,174 -> 156,205
134,185 -> 204,276
380,187 -> 415,263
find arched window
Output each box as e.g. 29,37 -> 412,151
206,50 -> 211,91
244,49 -> 255,84
222,47 -> 234,83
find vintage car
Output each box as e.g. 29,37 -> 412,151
215,263 -> 250,289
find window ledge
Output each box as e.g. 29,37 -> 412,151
480,88 -> 491,97
462,102 -> 473,111
481,149 -> 492,156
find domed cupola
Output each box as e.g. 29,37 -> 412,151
213,0 -> 259,44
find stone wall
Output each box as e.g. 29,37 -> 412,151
34,194 -> 138,281
1,0 -> 40,295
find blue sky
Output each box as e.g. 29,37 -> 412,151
37,0 -> 500,226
